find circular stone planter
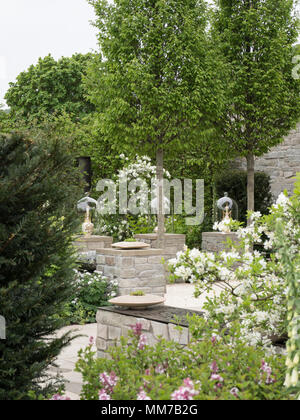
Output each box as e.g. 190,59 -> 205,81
109,294 -> 165,309
111,241 -> 150,250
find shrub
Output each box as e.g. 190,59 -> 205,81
60,270 -> 118,325
275,174 -> 300,398
168,187 -> 300,352
73,320 -> 288,401
94,155 -> 171,240
215,170 -> 273,223
0,132 -> 82,399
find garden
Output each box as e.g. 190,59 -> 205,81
0,0 -> 300,402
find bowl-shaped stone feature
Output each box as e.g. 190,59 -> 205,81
111,241 -> 150,250
109,294 -> 165,309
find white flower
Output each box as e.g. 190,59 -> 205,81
189,249 -> 202,260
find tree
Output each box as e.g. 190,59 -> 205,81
5,53 -> 94,122
0,132 -> 83,399
86,0 -> 225,246
214,0 -> 300,219
0,105 -> 14,134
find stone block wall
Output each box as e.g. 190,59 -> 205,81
96,248 -> 166,296
73,235 -> 113,253
134,233 -> 186,283
234,123 -> 300,197
96,307 -> 192,359
202,232 -> 240,253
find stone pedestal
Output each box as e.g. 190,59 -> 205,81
73,235 -> 113,253
134,233 -> 185,255
96,248 -> 166,297
202,232 -> 240,253
96,305 -> 203,358
134,233 -> 186,283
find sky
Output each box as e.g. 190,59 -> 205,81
0,0 -> 98,106
0,0 -> 299,106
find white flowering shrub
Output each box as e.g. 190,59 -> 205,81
213,218 -> 242,233
273,175 -> 300,398
61,270 -> 118,324
169,189 -> 300,353
94,155 -> 171,240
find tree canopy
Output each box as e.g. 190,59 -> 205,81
214,0 -> 300,212
5,53 -> 94,122
86,0 -> 226,159
86,0 -> 227,244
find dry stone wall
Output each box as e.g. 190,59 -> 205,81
235,123 -> 300,197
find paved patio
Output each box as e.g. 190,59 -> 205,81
48,283 -> 218,400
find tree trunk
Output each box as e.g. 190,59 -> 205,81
246,153 -> 255,225
156,148 -> 165,249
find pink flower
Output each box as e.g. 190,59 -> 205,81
138,334 -> 148,350
210,361 -> 219,374
260,360 -> 275,385
89,336 -> 95,345
131,323 -> 143,337
171,378 -> 199,401
100,371 -> 118,394
99,389 -> 111,400
210,373 -> 224,391
137,390 -> 152,400
211,335 -> 218,345
155,364 -> 165,374
50,394 -> 71,400
210,374 -> 224,382
230,387 -> 239,398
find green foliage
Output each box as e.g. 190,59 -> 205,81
5,53 -> 94,122
0,106 -> 14,134
215,170 -> 273,222
59,270 -> 118,325
0,132 -> 83,400
215,0 -> 300,157
130,290 -> 145,296
75,319 -> 288,400
86,0 -> 226,159
45,112 -> 124,184
214,0 -> 300,210
274,174 -> 300,398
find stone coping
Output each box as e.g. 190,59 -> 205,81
97,305 -> 203,328
74,235 -> 113,242
202,232 -> 239,238
96,248 -> 165,256
135,233 -> 186,239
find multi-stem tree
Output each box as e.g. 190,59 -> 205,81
86,0 -> 226,246
214,0 -> 300,218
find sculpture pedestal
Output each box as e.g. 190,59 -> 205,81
73,235 -> 113,253
134,233 -> 186,283
96,248 -> 166,297
202,232 -> 240,253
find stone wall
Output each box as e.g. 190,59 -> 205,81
73,235 -> 113,253
202,232 -> 240,253
96,306 -> 197,359
235,123 -> 300,197
134,233 -> 186,283
96,248 -> 166,297
134,233 -> 186,256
